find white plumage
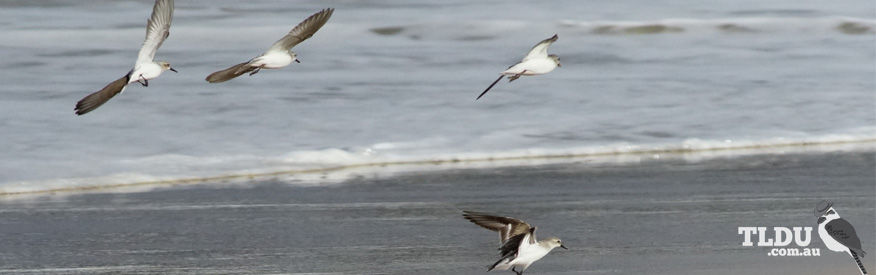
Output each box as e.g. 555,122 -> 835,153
75,0 -> 176,115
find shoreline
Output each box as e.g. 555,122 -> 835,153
2,138 -> 875,197
0,150 -> 873,274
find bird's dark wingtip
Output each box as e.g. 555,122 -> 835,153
74,101 -> 89,116
477,75 -> 505,100
320,8 -> 335,17
462,210 -> 492,217
74,104 -> 90,116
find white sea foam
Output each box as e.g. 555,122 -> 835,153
560,16 -> 876,34
3,131 -> 873,196
0,17 -> 872,51
364,17 -> 876,39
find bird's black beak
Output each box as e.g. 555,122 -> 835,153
557,62 -> 562,67
294,59 -> 301,63
560,244 -> 568,250
169,67 -> 178,73
817,217 -> 826,224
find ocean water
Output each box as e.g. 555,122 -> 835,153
0,0 -> 873,193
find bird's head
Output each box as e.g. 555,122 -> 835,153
543,237 -> 568,250
818,207 -> 840,224
815,200 -> 840,224
289,50 -> 300,63
158,61 -> 177,73
548,54 -> 561,67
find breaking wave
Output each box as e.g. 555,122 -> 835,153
562,17 -> 876,35
3,132 -> 874,196
369,17 -> 876,38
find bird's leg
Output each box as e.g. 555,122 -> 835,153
508,70 -> 527,82
137,75 -> 149,87
249,67 -> 261,76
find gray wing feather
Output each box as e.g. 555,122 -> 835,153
498,231 -> 527,258
75,74 -> 130,115
826,219 -> 866,256
496,227 -> 536,259
268,8 -> 334,52
136,0 -> 174,65
205,62 -> 256,83
522,34 -> 558,62
462,210 -> 532,243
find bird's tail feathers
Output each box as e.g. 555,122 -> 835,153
851,251 -> 868,275
206,62 -> 255,83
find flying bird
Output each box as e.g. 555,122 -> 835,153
477,34 -> 561,100
75,0 -> 176,115
463,210 -> 567,275
205,8 -> 334,83
816,200 -> 868,275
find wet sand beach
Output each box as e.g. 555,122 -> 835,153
0,151 -> 873,274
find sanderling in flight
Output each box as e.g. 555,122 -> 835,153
75,0 -> 176,115
463,210 -> 567,275
816,200 -> 868,275
477,34 -> 561,100
205,8 -> 334,83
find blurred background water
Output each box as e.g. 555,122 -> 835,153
0,0 -> 873,192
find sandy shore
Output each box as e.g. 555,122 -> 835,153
0,151 -> 873,274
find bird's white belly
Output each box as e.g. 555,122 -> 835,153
252,53 -> 293,69
513,250 -> 549,265
502,59 -> 557,75
818,224 -> 848,252
510,242 -> 550,269
129,63 -> 164,83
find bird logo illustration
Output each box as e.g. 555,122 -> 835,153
815,200 -> 868,274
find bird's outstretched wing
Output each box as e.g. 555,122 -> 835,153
497,227 -> 537,256
476,75 -> 504,100
135,0 -> 174,65
488,229 -> 529,272
825,218 -> 866,256
521,34 -> 558,62
75,74 -> 130,115
267,8 -> 334,52
205,61 -> 257,83
463,210 -> 532,243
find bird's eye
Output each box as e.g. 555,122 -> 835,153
827,210 -> 835,215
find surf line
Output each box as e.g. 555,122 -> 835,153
2,138 -> 875,196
